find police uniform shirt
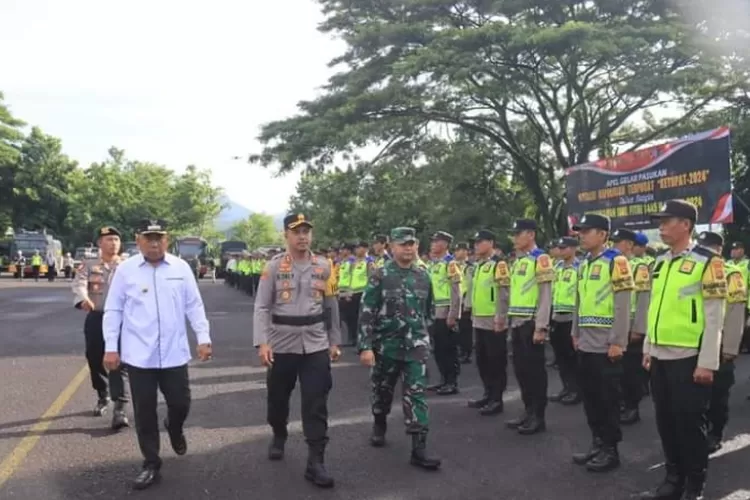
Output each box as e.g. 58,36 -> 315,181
102,253 -> 211,369
571,252 -> 633,353
551,258 -> 579,323
464,256 -> 508,329
631,259 -> 652,335
253,251 -> 342,353
72,256 -> 121,310
429,254 -> 462,321
455,258 -> 472,312
723,256 -> 746,357
643,246 -> 724,370
508,249 -> 553,331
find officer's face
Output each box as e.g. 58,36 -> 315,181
137,233 -> 168,261
613,240 -> 633,255
430,239 -> 447,254
373,242 -> 384,253
658,217 -> 690,245
633,245 -> 646,256
474,239 -> 493,256
455,249 -> 468,260
558,246 -> 575,260
578,228 -> 606,251
355,246 -> 367,258
285,226 -> 312,252
549,247 -> 560,259
731,247 -> 744,259
392,241 -> 416,263
98,235 -> 121,256
512,230 -> 533,250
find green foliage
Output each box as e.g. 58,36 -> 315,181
228,213 -> 282,249
254,0 -> 749,234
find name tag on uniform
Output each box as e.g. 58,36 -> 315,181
517,262 -> 528,276
590,264 -> 602,280
679,260 -> 695,274
563,270 -> 573,282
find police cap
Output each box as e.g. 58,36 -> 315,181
555,237 -> 578,248
454,242 -> 470,250
731,241 -> 744,249
572,213 -> 610,232
650,199 -> 697,223
511,219 -> 537,232
283,213 -> 313,230
634,233 -> 649,246
473,229 -> 496,242
136,219 -> 168,235
98,226 -> 121,239
698,231 -> 724,248
431,231 -> 454,243
611,228 -> 637,243
372,234 -> 388,244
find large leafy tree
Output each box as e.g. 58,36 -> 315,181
0,92 -> 26,229
254,0 -> 746,234
229,213 -> 282,248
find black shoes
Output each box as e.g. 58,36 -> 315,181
467,396 -> 489,409
620,408 -> 641,425
268,435 -> 286,460
560,392 -> 581,405
370,417 -> 387,447
436,383 -> 459,396
573,438 -> 602,465
111,401 -> 129,431
132,467 -> 160,490
479,400 -> 504,416
93,394 -> 110,416
164,418 -> 187,455
305,443 -> 334,488
410,433 -> 441,470
517,415 -> 546,435
585,446 -> 620,472
548,389 -> 568,403
639,464 -> 684,499
506,411 -> 531,429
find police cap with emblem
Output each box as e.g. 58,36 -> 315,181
431,231 -> 454,243
372,234 -> 388,244
698,231 -> 724,248
650,199 -> 698,222
731,241 -> 744,249
137,219 -> 168,235
555,237 -> 578,248
390,227 -> 418,244
474,229 -> 496,242
572,213 -> 610,232
283,213 -> 313,230
455,242 -> 470,250
511,219 -> 537,232
610,228 -> 637,243
98,226 -> 122,238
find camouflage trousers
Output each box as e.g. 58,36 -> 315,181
371,354 -> 429,434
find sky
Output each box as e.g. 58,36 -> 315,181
1,0 -> 345,214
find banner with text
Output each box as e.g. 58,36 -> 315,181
565,127 -> 733,230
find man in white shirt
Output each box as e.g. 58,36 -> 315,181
103,218 -> 212,491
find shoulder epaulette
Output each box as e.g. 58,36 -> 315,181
443,253 -> 454,262
691,246 -> 714,259
602,248 -> 620,260
530,248 -> 543,258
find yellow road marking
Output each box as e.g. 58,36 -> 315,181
0,363 -> 89,488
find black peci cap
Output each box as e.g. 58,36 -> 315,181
698,231 -> 724,248
572,213 -> 610,232
98,226 -> 122,238
511,219 -> 537,232
731,241 -> 744,249
283,213 -> 313,230
136,219 -> 168,235
611,228 -> 637,243
650,199 -> 698,223
473,229 -> 496,242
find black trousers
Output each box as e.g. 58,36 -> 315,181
267,350 -> 332,445
651,356 -> 711,483
458,310 -> 473,357
622,336 -> 647,410
433,318 -> 460,384
549,320 -> 577,392
474,327 -> 507,401
342,293 -> 362,345
511,321 -> 547,417
578,351 -> 623,446
47,264 -> 56,281
32,265 -> 40,280
84,311 -> 128,401
707,359 -> 735,440
128,364 -> 191,470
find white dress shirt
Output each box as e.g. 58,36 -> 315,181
103,252 -> 211,369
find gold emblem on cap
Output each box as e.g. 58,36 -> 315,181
297,213 -> 305,221
100,227 -> 109,235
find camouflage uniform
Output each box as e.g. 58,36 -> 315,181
358,227 -> 441,470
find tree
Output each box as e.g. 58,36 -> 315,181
0,92 -> 26,229
171,165 -> 225,236
229,213 -> 282,249
254,0 -> 747,234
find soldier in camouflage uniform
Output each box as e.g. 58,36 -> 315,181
358,227 -> 442,471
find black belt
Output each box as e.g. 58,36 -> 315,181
88,310 -> 104,315
272,314 -> 325,326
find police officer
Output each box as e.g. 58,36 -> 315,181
699,232 -> 744,454
549,237 -> 580,406
571,216 -> 633,472
610,228 -> 650,425
641,200 -> 725,500
427,231 -> 462,395
505,219 -> 554,435
465,230 -> 507,415
358,227 -> 441,470
253,213 -> 342,489
371,234 -> 390,268
337,243 -> 355,346
72,226 -> 129,429
454,242 -> 473,364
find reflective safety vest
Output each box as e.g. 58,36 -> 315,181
509,249 -> 553,317
350,258 -> 370,293
631,258 -> 652,314
456,261 -> 470,297
726,262 -> 748,304
31,255 -> 42,266
552,260 -> 578,314
471,259 -> 497,316
577,250 -> 622,328
647,247 -> 723,348
338,259 -> 352,292
429,255 -> 456,307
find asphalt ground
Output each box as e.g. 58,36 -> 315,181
0,278 -> 749,500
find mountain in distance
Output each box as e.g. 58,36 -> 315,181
215,195 -> 285,231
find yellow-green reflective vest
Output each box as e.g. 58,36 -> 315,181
351,259 -> 369,292
577,250 -> 619,327
338,260 -> 352,292
508,251 -> 543,317
726,262 -> 748,304
429,257 -> 453,307
471,260 -> 497,316
31,255 -> 42,266
457,261 -> 470,297
552,261 -> 578,314
647,248 -> 712,348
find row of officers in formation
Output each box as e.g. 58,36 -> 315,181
221,200 -> 747,500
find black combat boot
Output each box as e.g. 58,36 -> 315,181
505,409 -> 531,429
620,407 -> 641,425
437,382 -> 458,396
573,437 -> 602,465
680,472 -> 706,500
479,400 -> 504,416
517,414 -> 546,435
467,392 -> 490,409
548,386 -> 569,403
560,391 -> 582,405
111,401 -> 129,430
370,415 -> 387,447
410,433 -> 441,470
640,462 -> 684,499
268,433 -> 286,460
585,444 -> 620,473
93,393 -> 110,416
304,442 -> 334,488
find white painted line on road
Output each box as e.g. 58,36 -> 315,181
717,490 -> 750,500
